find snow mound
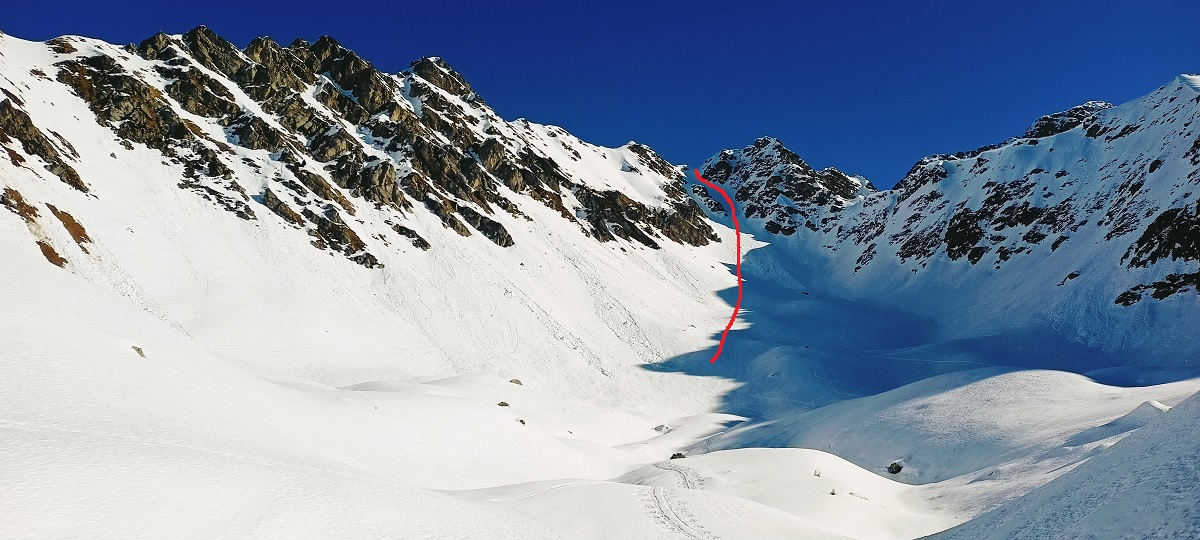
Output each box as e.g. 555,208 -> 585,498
934,392 -> 1200,539
701,369 -> 1200,486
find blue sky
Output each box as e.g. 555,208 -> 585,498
6,0 -> 1198,187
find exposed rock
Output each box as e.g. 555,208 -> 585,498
178,179 -> 255,220
572,187 -> 660,248
1123,202 -> 1200,268
699,137 -> 873,236
456,204 -> 514,247
409,57 -> 477,101
306,37 -> 396,113
37,240 -> 67,267
159,65 -> 240,119
57,55 -> 194,151
45,204 -> 92,251
0,187 -> 39,223
1023,101 -> 1114,139
228,114 -> 290,152
423,196 -> 472,237
243,36 -> 317,93
0,99 -> 87,191
301,206 -> 379,268
180,26 -> 249,81
262,188 -> 304,227
391,223 -> 431,250
36,26 -> 756,262
290,166 -> 356,215
136,32 -> 178,61
46,37 -> 77,54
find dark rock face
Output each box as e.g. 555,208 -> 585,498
262,188 -> 304,227
0,99 -> 87,191
698,137 -> 874,236
457,205 -> 515,247
1023,101 -> 1114,139
289,166 -> 356,215
1,187 -> 39,223
573,188 -> 661,248
944,209 -> 986,262
391,223 -> 431,250
409,57 -> 477,101
159,64 -> 241,120
57,54 -> 193,151
228,114 -> 289,152
31,25 -> 723,269
1123,202 -> 1200,269
701,77 -> 1200,320
301,206 -> 380,268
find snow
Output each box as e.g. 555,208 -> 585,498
1,29 -> 1199,538
934,390 -> 1200,539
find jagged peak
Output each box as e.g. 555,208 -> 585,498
407,56 -> 478,102
245,35 -> 281,52
137,32 -> 184,60
182,25 -> 226,46
1022,100 -> 1114,139
178,25 -> 252,78
698,136 -> 873,236
309,35 -> 348,57
704,137 -> 812,174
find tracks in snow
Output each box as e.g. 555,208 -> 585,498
645,461 -> 716,539
653,460 -> 703,490
649,486 -> 716,540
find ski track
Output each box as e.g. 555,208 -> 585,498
653,461 -> 703,490
650,487 -> 714,540
483,481 -> 601,503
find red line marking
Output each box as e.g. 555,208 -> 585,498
693,169 -> 742,364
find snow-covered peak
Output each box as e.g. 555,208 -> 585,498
707,74 -> 1200,367
1022,100 -> 1114,139
695,136 -> 874,235
1173,72 -> 1200,94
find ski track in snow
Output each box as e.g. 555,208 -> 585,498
485,481 -> 604,503
653,461 -> 703,490
650,487 -> 714,540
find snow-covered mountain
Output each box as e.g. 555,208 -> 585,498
699,76 -> 1200,368
0,27 -> 737,405
2,25 -> 1198,539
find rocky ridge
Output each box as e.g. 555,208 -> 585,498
695,76 -> 1200,362
0,27 -> 716,270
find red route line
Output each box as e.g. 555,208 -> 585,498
693,169 -> 742,364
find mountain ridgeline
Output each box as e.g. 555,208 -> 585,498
2,25 -> 1199,368
2,26 -> 717,269
699,75 -> 1200,366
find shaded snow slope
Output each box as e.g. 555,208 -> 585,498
696,74 -> 1200,367
933,390 -> 1200,539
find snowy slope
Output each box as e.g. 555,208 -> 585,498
933,390 -> 1200,539
697,76 -> 1200,366
0,29 -> 737,416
